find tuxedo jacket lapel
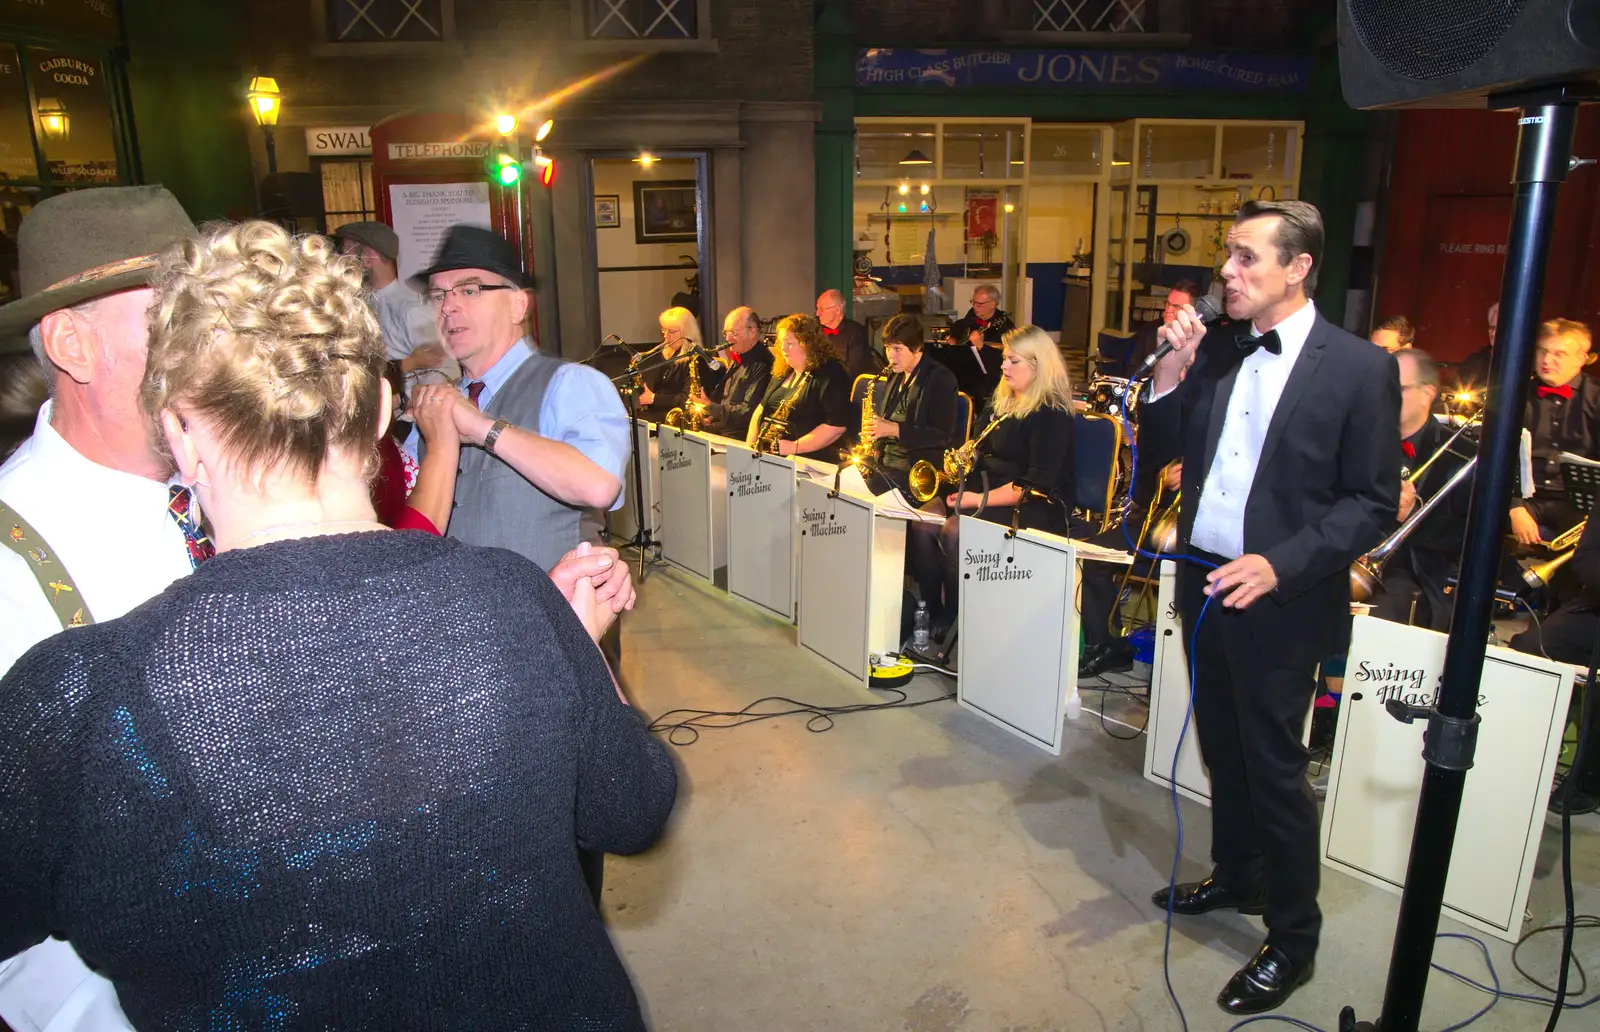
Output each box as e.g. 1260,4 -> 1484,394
1201,357 -> 1241,478
1257,316 -> 1329,475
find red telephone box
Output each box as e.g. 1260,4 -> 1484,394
369,110 -> 538,344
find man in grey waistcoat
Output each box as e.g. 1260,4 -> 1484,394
409,224 -> 633,905
408,225 -> 629,573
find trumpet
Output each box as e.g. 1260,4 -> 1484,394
1350,455 -> 1477,603
1520,518 -> 1588,590
909,414 -> 1008,504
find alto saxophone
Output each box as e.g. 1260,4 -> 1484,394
757,371 -> 810,454
663,346 -> 707,432
908,413 -> 1009,503
843,373 -> 888,473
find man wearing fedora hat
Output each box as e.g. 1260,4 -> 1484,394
407,224 -> 629,573
0,185 -> 201,1032
335,220 -> 457,388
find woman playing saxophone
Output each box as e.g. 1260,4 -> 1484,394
749,315 -> 851,459
860,314 -> 960,498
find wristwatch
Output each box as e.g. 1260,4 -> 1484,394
484,418 -> 511,455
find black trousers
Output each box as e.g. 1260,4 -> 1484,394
906,500 -> 958,624
1182,562 -> 1322,965
1511,601 -> 1600,790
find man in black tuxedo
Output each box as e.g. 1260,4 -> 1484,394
815,288 -> 884,383
1141,199 -> 1400,1015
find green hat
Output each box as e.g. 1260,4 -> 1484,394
0,186 -> 196,351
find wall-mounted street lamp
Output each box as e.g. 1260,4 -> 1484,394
36,98 -> 69,142
247,76 -> 282,174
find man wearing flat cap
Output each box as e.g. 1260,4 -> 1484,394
336,220 -> 455,388
0,185 -> 199,1032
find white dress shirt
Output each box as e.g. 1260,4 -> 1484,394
1189,299 -> 1319,560
0,401 -> 193,1032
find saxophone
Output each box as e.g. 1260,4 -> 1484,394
908,413 -> 1009,503
757,371 -> 810,454
842,373 -> 887,472
663,346 -> 706,431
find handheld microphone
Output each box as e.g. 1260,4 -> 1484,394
1134,293 -> 1223,379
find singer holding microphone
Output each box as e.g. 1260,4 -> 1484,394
1139,200 -> 1399,1014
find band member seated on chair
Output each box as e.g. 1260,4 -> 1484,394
936,283 -> 1016,401
1509,499 -> 1599,814
1369,348 -> 1471,631
636,306 -> 723,422
1509,318 -> 1599,548
693,305 -> 774,440
906,325 -> 1075,635
752,314 -> 851,460
863,314 -> 959,498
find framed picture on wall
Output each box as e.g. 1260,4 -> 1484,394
633,180 -> 698,244
594,194 -> 620,229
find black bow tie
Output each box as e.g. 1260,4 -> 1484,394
1237,328 -> 1283,359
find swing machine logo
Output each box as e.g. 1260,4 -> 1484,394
800,507 -> 846,538
1350,660 -> 1488,709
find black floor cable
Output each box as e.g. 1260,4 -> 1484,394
647,685 -> 956,746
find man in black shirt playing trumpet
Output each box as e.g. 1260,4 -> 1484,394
862,314 -> 960,499
693,306 -> 775,441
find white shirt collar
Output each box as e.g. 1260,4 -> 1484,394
1251,298 -> 1318,354
9,401 -> 177,498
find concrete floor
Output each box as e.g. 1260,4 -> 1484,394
606,564 -> 1599,1032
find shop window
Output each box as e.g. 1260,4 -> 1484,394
1017,0 -> 1187,37
24,48 -> 119,185
316,0 -> 455,50
855,123 -> 937,182
0,45 -> 38,184
319,159 -> 375,234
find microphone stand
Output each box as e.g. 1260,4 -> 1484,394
1342,84 -> 1591,1032
610,345 -> 709,581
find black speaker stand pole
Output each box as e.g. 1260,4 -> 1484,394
1341,84 -> 1588,1032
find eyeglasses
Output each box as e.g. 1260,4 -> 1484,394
425,283 -> 515,307
973,298 -> 998,307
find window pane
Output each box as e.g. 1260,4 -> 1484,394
942,125 -> 1026,180
25,48 -> 118,184
0,46 -> 40,182
856,123 -> 936,181
321,162 -> 367,214
327,0 -> 444,43
587,0 -> 696,40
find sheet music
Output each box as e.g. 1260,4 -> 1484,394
1072,540 -> 1136,565
1520,428 -> 1533,498
870,487 -> 946,523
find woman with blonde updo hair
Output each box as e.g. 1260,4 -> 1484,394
906,324 -> 1077,635
749,313 -> 851,458
635,304 -> 722,420
0,220 -> 675,1031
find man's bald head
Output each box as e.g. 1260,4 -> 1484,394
815,289 -> 845,330
722,305 -> 761,353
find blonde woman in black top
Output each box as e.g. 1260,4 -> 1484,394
907,324 -> 1076,631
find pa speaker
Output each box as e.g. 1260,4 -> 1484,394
1337,0 -> 1600,109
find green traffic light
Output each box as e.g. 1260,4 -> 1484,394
497,163 -> 522,186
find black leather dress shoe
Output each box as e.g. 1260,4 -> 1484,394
1150,877 -> 1267,916
1217,945 -> 1314,1015
1080,641 -> 1135,677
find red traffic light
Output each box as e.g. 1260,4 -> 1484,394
539,161 -> 555,187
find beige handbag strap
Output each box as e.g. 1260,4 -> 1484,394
0,500 -> 94,630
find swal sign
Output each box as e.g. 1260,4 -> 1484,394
305,126 -> 371,156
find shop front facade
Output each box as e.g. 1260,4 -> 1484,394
238,0 -> 818,361
815,0 -> 1372,365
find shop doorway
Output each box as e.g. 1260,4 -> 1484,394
587,153 -> 713,356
